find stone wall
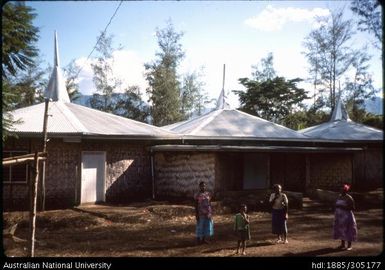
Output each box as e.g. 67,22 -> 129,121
154,152 -> 216,199
309,153 -> 353,191
3,138 -> 152,210
364,148 -> 383,189
83,141 -> 152,203
270,153 -> 306,192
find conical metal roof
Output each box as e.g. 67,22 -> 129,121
299,97 -> 383,141
163,108 -> 307,140
44,31 -> 70,102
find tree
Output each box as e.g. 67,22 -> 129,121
114,86 -> 150,123
180,69 -> 210,119
362,114 -> 383,130
145,20 -> 185,126
2,2 -> 39,78
90,32 -> 121,113
63,59 -> 81,102
351,0 -> 382,49
2,2 -> 39,142
343,47 -> 377,122
234,77 -> 309,124
251,52 -> 276,81
303,9 -> 356,111
10,64 -> 46,109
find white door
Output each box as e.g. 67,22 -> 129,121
81,152 -> 106,204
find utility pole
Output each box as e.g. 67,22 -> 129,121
41,98 -> 49,211
29,151 -> 39,257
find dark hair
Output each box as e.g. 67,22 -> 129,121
199,181 -> 205,186
240,204 -> 247,209
273,184 -> 282,190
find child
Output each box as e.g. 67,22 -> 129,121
234,204 -> 251,255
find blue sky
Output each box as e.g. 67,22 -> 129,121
26,1 -> 382,108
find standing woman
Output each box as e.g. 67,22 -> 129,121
194,181 -> 214,244
333,184 -> 357,250
269,184 -> 289,244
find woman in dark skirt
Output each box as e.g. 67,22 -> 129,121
269,184 -> 288,244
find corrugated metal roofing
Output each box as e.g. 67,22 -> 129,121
10,101 -> 177,138
163,109 -> 307,139
299,97 -> 383,141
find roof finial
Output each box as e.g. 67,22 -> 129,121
216,64 -> 230,110
44,31 -> 70,103
54,31 -> 60,67
330,92 -> 350,122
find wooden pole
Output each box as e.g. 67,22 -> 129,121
222,64 -> 226,108
29,151 -> 39,257
41,98 -> 49,211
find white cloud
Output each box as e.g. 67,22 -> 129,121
244,5 -> 330,32
73,50 -> 148,98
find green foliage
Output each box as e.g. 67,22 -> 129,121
235,77 -> 309,124
251,52 -> 276,81
350,0 -> 382,49
91,32 -> 121,113
303,9 -> 356,110
361,114 -> 383,130
2,2 -> 39,78
343,47 -> 377,111
180,69 -> 211,119
63,59 -> 81,102
2,81 -> 20,143
2,2 -> 39,143
115,86 -> 150,123
145,20 -> 184,126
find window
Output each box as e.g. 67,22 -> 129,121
3,151 -> 29,184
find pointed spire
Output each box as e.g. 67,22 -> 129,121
44,31 -> 70,103
215,64 -> 230,110
54,31 -> 60,67
330,94 -> 350,122
215,88 -> 230,110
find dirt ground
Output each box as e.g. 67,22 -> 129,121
2,199 -> 383,258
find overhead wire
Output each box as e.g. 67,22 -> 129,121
74,0 -> 123,78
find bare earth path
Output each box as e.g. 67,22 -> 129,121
3,200 -> 383,258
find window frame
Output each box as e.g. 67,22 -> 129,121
3,150 -> 29,184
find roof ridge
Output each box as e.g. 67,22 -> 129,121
67,103 -> 176,135
55,102 -> 89,133
235,109 -> 303,135
190,109 -> 224,135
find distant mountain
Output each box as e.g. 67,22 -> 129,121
72,95 -> 92,106
364,97 -> 383,115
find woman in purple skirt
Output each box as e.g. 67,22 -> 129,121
333,184 -> 357,250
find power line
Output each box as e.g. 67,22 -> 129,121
74,0 -> 123,78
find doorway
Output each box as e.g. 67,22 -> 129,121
81,151 -> 106,204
